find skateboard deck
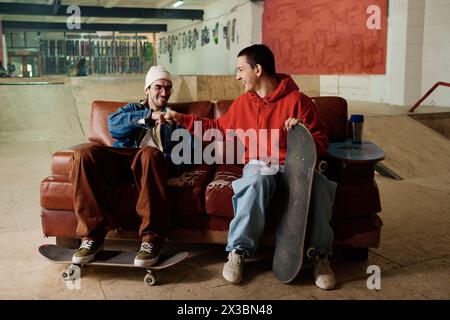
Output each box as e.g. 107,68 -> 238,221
273,123 -> 317,283
39,244 -> 189,286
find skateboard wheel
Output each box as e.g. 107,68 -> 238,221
60,271 -> 70,281
61,269 -> 75,281
144,272 -> 158,286
317,161 -> 328,172
61,265 -> 79,281
306,247 -> 316,258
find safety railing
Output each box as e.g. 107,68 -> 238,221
409,81 -> 450,112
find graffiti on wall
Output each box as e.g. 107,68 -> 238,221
157,18 -> 238,63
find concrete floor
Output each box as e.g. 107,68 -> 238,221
0,86 -> 449,299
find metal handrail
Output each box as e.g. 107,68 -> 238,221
409,81 -> 450,112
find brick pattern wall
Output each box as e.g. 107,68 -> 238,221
262,0 -> 387,74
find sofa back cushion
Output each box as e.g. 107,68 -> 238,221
88,97 -> 348,146
311,96 -> 348,142
170,100 -> 215,119
215,100 -> 234,119
216,97 -> 348,142
89,101 -> 125,146
88,100 -> 215,146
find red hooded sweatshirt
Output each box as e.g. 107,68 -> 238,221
177,74 -> 329,165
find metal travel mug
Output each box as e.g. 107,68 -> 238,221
350,114 -> 364,144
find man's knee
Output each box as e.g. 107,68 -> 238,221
134,146 -> 165,165
249,173 -> 277,190
138,146 -> 163,157
74,144 -> 103,163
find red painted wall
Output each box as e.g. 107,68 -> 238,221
262,0 -> 387,74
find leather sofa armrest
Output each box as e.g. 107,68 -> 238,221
51,142 -> 98,176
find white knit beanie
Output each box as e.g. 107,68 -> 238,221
144,65 -> 172,90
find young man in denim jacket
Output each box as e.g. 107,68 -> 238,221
70,66 -> 185,268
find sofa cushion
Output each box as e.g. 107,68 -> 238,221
168,164 -> 216,215
205,164 -> 243,218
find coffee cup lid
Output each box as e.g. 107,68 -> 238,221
350,114 -> 364,122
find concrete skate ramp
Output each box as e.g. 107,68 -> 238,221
0,75 -> 241,143
0,81 -> 84,143
410,112 -> 450,139
69,76 -> 146,136
364,115 -> 450,179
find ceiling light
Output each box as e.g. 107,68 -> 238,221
172,1 -> 184,8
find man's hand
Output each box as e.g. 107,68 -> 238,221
164,109 -> 181,125
284,117 -> 303,131
151,111 -> 166,124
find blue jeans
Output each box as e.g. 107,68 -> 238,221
226,162 -> 336,256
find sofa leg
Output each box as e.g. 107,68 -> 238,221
342,246 -> 369,262
56,237 -> 81,249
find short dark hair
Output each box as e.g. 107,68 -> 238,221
238,44 -> 276,77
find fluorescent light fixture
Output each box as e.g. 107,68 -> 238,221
172,1 -> 184,8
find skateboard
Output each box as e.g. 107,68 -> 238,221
273,123 -> 317,283
39,244 -> 189,286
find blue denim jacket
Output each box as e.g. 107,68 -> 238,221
108,101 -> 194,169
108,102 -> 151,148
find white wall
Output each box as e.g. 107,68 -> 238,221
2,34 -> 7,67
156,0 -> 264,75
404,0 -> 425,106
421,0 -> 450,107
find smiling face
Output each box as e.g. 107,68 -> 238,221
145,79 -> 172,110
236,55 -> 261,93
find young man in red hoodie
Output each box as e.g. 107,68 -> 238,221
165,44 -> 336,290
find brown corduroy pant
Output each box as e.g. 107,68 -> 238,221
69,145 -> 170,244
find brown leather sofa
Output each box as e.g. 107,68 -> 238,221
40,97 -> 383,260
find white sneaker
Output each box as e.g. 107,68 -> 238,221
72,239 -> 104,264
222,249 -> 245,284
134,242 -> 162,268
313,255 -> 336,290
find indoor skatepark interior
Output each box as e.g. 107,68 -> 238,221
1,0 -> 450,302
0,75 -> 449,299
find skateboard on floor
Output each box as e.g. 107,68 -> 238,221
39,244 -> 189,286
273,124 -> 317,283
